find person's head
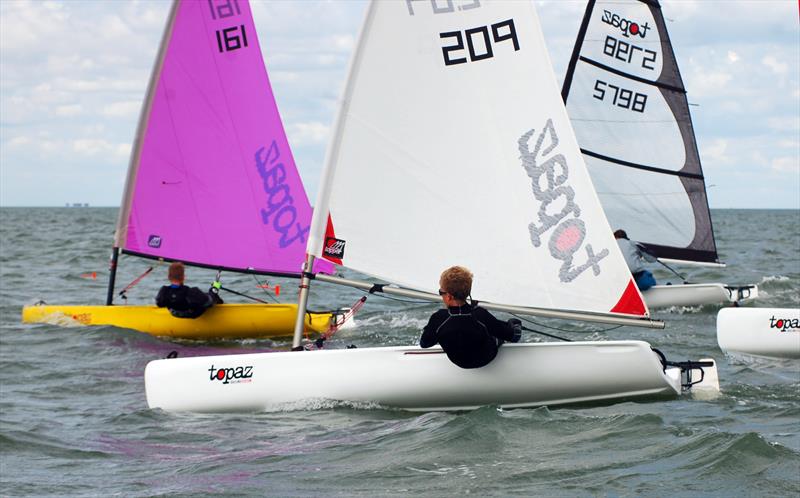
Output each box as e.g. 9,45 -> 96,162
613,229 -> 628,240
168,262 -> 185,285
438,266 -> 472,305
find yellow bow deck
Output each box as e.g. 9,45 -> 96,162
22,303 -> 336,340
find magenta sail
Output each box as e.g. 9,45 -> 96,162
118,0 -> 328,275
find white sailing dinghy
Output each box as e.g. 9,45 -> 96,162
560,0 -> 758,309
717,308 -> 800,360
22,0 -> 347,339
145,0 -> 718,412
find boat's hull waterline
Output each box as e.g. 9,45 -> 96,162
144,341 -> 718,412
642,283 -> 758,309
717,307 -> 800,359
22,303 -> 336,339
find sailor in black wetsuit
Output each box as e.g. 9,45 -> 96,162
155,262 -> 222,318
420,266 -> 521,369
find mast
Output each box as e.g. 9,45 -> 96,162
291,2 -> 377,348
105,247 -> 120,305
291,254 -> 316,350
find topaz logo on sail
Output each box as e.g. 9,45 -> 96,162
518,119 -> 609,283
602,10 -> 650,39
148,235 -> 162,248
769,316 -> 800,332
324,237 -> 346,259
208,364 -> 254,384
256,141 -> 311,248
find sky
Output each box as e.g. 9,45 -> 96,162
0,0 -> 798,209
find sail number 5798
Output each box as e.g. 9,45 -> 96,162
593,79 -> 647,113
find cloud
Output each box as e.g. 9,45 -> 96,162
72,138 -> 130,159
54,104 -> 83,117
762,55 -> 788,74
102,101 -> 141,118
700,139 -> 731,167
287,122 -> 330,146
6,136 -> 33,148
1,0 -> 797,208
771,156 -> 799,174
767,116 -> 800,133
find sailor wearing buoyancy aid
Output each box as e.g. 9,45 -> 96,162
420,266 -> 521,369
614,229 -> 657,291
155,262 -> 222,318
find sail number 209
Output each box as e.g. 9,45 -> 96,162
440,19 -> 519,66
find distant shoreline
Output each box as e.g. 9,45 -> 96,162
3,206 -> 798,211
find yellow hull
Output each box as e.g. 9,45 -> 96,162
21,303 -> 334,340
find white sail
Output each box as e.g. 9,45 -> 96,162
562,0 -> 719,264
307,0 -> 647,316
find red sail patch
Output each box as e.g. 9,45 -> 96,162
321,214 -> 344,265
610,279 -> 646,316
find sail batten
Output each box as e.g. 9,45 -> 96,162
307,0 -> 648,317
562,0 -> 719,264
114,0 -> 327,276
581,149 -> 705,180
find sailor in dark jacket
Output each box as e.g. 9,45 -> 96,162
420,266 -> 521,369
155,262 -> 222,318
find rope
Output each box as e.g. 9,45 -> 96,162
520,324 -> 571,342
511,313 -> 622,335
218,285 -> 271,304
118,267 -> 153,300
249,274 -> 281,303
656,259 -> 691,283
312,296 -> 368,349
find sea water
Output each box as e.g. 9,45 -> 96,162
1,208 -> 798,496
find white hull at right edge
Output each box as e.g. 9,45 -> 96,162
145,341 -> 718,413
717,307 -> 800,360
643,283 -> 758,309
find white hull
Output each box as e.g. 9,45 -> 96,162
643,283 -> 758,308
145,341 -> 716,413
717,307 -> 800,359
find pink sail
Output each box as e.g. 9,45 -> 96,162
116,0 -> 329,275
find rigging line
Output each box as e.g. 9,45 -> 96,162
520,324 -> 571,342
656,259 -> 691,283
218,285 -> 272,304
362,291 -> 436,305
118,266 -> 153,298
578,56 -> 686,94
637,245 -> 692,283
511,313 -> 622,334
250,274 -> 280,303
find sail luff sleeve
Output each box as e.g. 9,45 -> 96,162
113,0 -> 179,249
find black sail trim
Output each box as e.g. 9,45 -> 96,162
582,149 -> 704,180
578,56 -> 686,94
561,0 -> 596,102
637,243 -> 719,264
